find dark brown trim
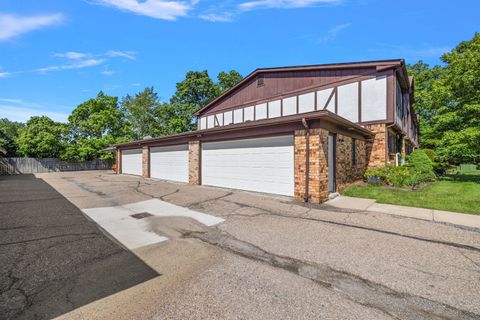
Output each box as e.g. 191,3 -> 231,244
115,110 -> 373,149
195,63 -> 404,115
302,118 -> 310,203
296,95 -> 299,114
323,87 -> 335,110
314,90 -> 318,111
280,98 -> 284,116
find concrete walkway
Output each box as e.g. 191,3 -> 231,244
326,196 -> 480,229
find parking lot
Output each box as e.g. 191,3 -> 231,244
2,171 -> 480,319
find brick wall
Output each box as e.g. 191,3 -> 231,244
115,149 -> 121,174
364,123 -> 387,168
294,128 -> 329,204
142,146 -> 150,178
336,134 -> 367,191
189,141 -> 201,185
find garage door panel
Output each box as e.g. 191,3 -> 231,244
202,136 -> 294,196
150,145 -> 188,183
121,149 -> 142,176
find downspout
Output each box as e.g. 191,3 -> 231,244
302,118 -> 310,203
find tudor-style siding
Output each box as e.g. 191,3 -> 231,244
198,69 -> 391,130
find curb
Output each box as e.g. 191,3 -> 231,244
327,196 -> 480,230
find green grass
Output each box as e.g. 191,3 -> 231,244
342,170 -> 480,215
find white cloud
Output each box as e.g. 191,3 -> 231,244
94,0 -> 194,20
53,51 -> 90,59
317,22 -> 351,43
239,0 -> 340,10
0,72 -> 11,78
0,98 -> 23,103
0,104 -> 68,122
371,43 -> 450,59
132,83 -> 142,87
102,70 -> 115,76
36,58 -> 106,73
0,13 -> 64,42
199,13 -> 234,22
105,50 -> 137,60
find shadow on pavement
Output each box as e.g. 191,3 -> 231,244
0,174 -> 159,320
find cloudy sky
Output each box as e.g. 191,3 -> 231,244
0,0 -> 478,122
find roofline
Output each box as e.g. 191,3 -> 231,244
114,110 -> 373,148
195,59 -> 405,116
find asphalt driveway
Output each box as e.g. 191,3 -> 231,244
3,171 -> 480,320
0,174 -> 158,320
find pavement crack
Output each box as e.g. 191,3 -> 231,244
221,199 -> 480,254
159,189 -> 180,201
182,228 -> 479,320
0,232 -> 100,246
187,192 -> 234,209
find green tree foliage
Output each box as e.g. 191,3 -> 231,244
168,70 -> 244,133
62,91 -> 128,160
0,118 -> 25,156
217,70 -> 243,93
169,70 -> 219,133
408,33 -> 480,164
16,116 -> 65,158
121,87 -> 164,140
405,149 -> 436,183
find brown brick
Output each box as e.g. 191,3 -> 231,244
189,141 -> 201,185
142,146 -> 150,178
364,123 -> 387,168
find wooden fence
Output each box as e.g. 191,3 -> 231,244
0,157 -> 114,175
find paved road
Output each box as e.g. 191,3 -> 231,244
8,171 -> 480,319
0,175 -> 158,320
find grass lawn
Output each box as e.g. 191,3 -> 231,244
342,170 -> 480,215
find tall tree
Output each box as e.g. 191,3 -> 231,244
0,118 -> 25,156
217,70 -> 243,93
169,70 -> 219,133
408,33 -> 480,164
16,116 -> 65,158
62,91 -> 127,160
121,87 -> 163,140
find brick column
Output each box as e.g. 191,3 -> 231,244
115,149 -> 121,174
294,129 -> 329,204
189,141 -> 201,185
364,123 -> 387,168
142,146 -> 150,178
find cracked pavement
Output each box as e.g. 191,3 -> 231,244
14,171 -> 480,319
0,174 -> 158,320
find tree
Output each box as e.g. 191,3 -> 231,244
16,116 -> 65,158
121,87 -> 163,140
169,70 -> 220,133
167,70 -> 243,133
62,91 -> 127,160
408,33 -> 480,164
0,118 -> 25,156
217,70 -> 243,93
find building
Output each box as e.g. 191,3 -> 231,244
114,59 -> 418,203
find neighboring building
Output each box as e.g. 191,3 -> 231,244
114,59 -> 418,203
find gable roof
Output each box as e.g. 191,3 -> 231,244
195,59 -> 405,116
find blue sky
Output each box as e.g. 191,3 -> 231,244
0,0 -> 478,123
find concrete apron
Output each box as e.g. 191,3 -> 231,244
82,198 -> 224,250
326,196 -> 480,230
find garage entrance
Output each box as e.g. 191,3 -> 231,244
201,136 -> 294,196
121,149 -> 142,176
150,145 -> 189,182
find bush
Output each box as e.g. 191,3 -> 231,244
423,149 -> 436,162
364,149 -> 436,189
405,149 -> 436,183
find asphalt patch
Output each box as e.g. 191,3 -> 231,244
0,174 -> 159,320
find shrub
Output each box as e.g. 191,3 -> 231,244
365,166 -> 388,183
406,149 -> 436,183
423,149 -> 436,162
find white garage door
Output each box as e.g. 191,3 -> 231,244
150,145 -> 189,183
202,136 -> 294,196
121,149 -> 142,176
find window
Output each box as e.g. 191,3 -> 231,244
257,75 -> 264,87
352,138 -> 357,165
